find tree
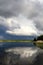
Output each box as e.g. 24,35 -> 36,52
34,38 -> 37,41
37,35 -> 43,40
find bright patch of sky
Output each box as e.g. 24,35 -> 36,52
6,15 -> 38,35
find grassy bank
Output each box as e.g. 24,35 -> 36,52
0,40 -> 33,42
33,40 -> 43,49
36,43 -> 43,49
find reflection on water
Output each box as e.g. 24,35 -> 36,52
0,42 -> 43,65
0,42 -> 34,49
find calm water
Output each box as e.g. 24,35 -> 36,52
0,42 -> 43,65
0,42 -> 35,49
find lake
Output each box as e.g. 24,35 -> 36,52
0,42 -> 43,65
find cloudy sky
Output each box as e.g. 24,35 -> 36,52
0,0 -> 43,37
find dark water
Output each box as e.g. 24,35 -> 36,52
0,42 -> 43,65
1,42 -> 34,49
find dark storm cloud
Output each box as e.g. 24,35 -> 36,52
0,0 -> 23,17
0,0 -> 43,35
0,0 -> 41,18
0,0 -> 42,18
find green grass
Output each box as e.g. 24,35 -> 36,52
0,40 -> 33,42
35,42 -> 43,49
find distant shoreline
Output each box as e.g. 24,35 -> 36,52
0,40 -> 43,43
0,40 -> 33,42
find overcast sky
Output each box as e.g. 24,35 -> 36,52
0,0 -> 43,37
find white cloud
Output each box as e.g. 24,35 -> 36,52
38,0 -> 43,4
0,15 -> 38,35
6,15 -> 38,35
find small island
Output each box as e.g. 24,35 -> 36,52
34,35 -> 43,49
